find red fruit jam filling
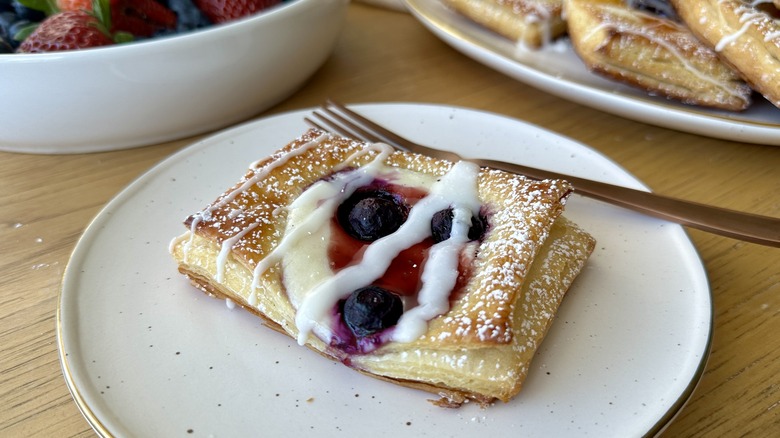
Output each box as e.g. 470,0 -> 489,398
326,179 -> 487,355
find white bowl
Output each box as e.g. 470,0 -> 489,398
0,0 -> 349,154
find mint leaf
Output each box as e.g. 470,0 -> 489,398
16,0 -> 58,15
92,0 -> 112,29
13,22 -> 39,42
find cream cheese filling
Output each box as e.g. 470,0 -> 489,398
280,157 -> 482,347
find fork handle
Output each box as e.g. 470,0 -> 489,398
477,158 -> 780,247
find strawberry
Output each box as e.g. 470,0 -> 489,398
16,9 -> 114,52
111,0 -> 176,37
53,0 -> 176,37
56,0 -> 93,12
193,0 -> 280,24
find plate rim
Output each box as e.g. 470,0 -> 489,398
403,0 -> 780,145
57,102 -> 714,437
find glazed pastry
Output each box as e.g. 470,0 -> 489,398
565,0 -> 752,110
169,129 -> 595,406
442,0 -> 567,48
668,0 -> 780,108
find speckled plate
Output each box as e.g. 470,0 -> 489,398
58,103 -> 712,437
404,0 -> 780,145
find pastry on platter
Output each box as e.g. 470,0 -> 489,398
169,128 -> 595,406
442,0 -> 567,48
565,0 -> 752,110
668,0 -> 780,108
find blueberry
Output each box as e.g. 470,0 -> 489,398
162,0 -> 212,32
337,189 -> 408,242
342,286 -> 403,338
0,11 -> 15,38
10,1 -> 45,22
431,208 -> 487,243
631,0 -> 677,19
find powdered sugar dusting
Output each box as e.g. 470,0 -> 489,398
173,128 -> 596,404
572,0 -> 751,107
182,129 -> 574,348
672,0 -> 780,105
422,168 -> 572,345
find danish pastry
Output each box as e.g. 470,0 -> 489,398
668,0 -> 780,108
442,0 -> 567,48
565,0 -> 752,110
169,129 -> 595,406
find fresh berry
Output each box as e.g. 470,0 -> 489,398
160,0 -> 209,32
56,0 -> 91,12
192,0 -> 278,24
337,189 -> 408,242
342,286 -> 403,338
7,0 -> 50,19
631,0 -> 677,18
0,11 -> 18,51
17,9 -> 113,52
110,0 -> 176,37
51,0 -> 176,37
1,0 -> 46,50
431,208 -> 487,243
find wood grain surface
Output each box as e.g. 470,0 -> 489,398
1,3 -> 779,437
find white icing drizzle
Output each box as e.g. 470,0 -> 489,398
249,143 -> 395,292
392,187 -> 480,342
168,233 -> 188,254
227,208 -> 243,219
717,10 -> 762,50
294,161 -> 482,346
715,0 -> 780,50
216,222 -> 258,283
509,0 -> 557,51
580,4 -> 745,99
182,132 -> 330,261
176,132 -> 484,349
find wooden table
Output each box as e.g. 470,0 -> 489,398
2,4 -> 779,436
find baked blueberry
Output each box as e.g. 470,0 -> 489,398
431,208 -> 487,243
342,286 -> 403,338
337,189 -> 408,242
630,0 -> 677,18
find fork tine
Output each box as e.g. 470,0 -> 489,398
324,99 -> 414,149
306,109 -> 384,145
323,99 -> 463,163
308,101 -> 780,247
303,116 -> 331,134
305,113 -> 363,141
319,107 -> 385,144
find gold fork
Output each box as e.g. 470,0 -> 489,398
305,100 -> 780,248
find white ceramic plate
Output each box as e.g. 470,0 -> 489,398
404,0 -> 780,145
58,103 -> 712,437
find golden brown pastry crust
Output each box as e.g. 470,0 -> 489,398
170,129 -> 595,405
565,0 -> 752,110
669,0 -> 780,108
442,0 -> 567,48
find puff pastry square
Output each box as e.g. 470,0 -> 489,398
669,0 -> 780,108
565,0 -> 751,110
442,0 -> 567,48
170,129 -> 595,406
